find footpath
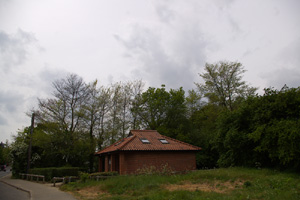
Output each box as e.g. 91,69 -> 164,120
0,173 -> 77,200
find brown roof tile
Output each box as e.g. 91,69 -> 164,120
95,130 -> 201,155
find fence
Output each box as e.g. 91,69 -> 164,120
52,176 -> 79,187
19,173 -> 115,187
19,173 -> 45,183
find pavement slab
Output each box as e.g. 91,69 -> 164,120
0,173 -> 77,200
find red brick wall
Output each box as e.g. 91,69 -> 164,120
120,151 -> 196,174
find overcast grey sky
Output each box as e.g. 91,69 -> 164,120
0,0 -> 300,142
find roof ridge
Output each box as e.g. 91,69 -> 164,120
117,134 -> 136,150
161,135 -> 202,150
130,130 -> 157,132
95,135 -> 135,154
95,141 -> 116,154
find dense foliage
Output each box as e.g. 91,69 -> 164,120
0,141 -> 11,165
215,86 -> 300,170
10,61 -> 300,173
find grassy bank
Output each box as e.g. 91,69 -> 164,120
61,168 -> 300,200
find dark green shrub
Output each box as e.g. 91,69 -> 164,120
79,172 -> 90,182
244,181 -> 252,187
90,171 -> 118,177
29,167 -> 80,181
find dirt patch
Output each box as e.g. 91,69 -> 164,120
77,186 -> 110,200
164,180 -> 244,193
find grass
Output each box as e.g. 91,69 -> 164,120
61,167 -> 300,200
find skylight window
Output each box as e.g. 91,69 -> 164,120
141,138 -> 150,144
159,139 -> 169,144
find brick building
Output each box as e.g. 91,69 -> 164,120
95,130 -> 201,174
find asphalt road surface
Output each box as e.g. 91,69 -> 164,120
0,182 -> 30,200
0,167 -> 30,200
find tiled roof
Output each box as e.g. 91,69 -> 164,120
95,130 -> 201,155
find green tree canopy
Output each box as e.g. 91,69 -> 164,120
215,86 -> 300,170
196,61 -> 257,111
134,85 -> 188,138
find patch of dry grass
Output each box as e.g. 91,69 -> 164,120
164,180 -> 244,193
72,186 -> 110,200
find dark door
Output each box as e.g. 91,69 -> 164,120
114,154 -> 119,172
101,157 -> 105,172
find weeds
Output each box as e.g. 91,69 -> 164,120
135,163 -> 174,175
243,181 -> 252,187
79,172 -> 90,183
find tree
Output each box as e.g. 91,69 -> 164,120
214,86 -> 300,170
186,89 -> 202,117
134,85 -> 189,139
104,81 -> 145,143
196,61 -> 257,111
129,80 -> 145,130
10,129 -> 30,176
0,141 -> 11,165
36,74 -> 89,165
17,74 -> 146,171
37,74 -> 89,133
96,85 -> 112,149
137,85 -> 170,130
81,80 -> 101,172
247,86 -> 300,169
164,87 -> 188,138
119,82 -> 133,139
188,104 -> 221,168
107,82 -> 123,144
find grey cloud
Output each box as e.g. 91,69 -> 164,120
115,20 -> 207,90
155,2 -> 176,24
280,38 -> 300,68
0,114 -> 8,125
264,68 -> 300,89
0,90 -> 25,113
0,0 -> 10,10
265,37 -> 300,89
38,67 -> 68,83
37,67 -> 68,95
212,0 -> 236,10
115,26 -> 172,85
0,29 -> 37,72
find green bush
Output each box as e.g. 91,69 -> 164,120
90,171 -> 119,177
79,172 -> 90,182
29,167 -> 80,181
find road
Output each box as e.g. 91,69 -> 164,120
0,166 -> 11,178
0,167 -> 30,200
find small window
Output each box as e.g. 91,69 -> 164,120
159,139 -> 169,144
141,138 -> 150,144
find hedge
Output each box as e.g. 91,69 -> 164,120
90,171 -> 119,177
29,167 -> 80,181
